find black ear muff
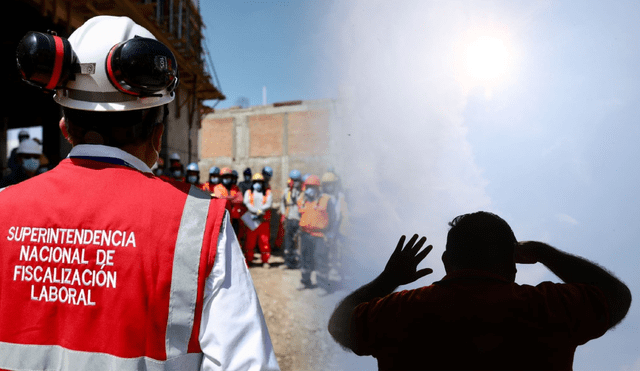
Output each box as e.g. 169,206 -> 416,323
16,31 -> 77,92
106,36 -> 179,97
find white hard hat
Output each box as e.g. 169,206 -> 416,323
16,139 -> 42,155
186,162 -> 199,172
54,16 -> 177,111
169,152 -> 180,161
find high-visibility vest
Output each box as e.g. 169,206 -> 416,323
213,184 -> 245,219
0,158 -> 226,370
298,194 -> 331,237
248,189 -> 272,221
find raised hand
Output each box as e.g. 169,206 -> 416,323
514,241 -> 547,264
381,234 -> 434,287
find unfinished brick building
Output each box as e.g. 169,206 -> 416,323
199,98 -> 340,208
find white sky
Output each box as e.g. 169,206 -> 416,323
319,1 -> 640,369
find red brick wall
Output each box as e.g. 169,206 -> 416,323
288,110 -> 330,156
249,114 -> 284,157
201,117 -> 233,158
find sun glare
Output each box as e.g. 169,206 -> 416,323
466,36 -> 509,81
455,29 -> 516,98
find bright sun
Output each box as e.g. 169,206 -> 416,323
455,30 -> 515,97
466,36 -> 509,81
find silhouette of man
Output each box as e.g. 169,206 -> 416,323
328,211 -> 632,370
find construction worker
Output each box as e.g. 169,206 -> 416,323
280,169 -> 303,269
6,15 -> 277,370
213,168 -> 245,234
238,167 -> 253,195
321,171 -> 344,273
7,129 -> 30,175
185,162 -> 204,190
243,173 -> 272,268
262,166 -> 273,190
168,152 -> 184,182
297,174 -> 337,295
203,166 -> 220,194
0,138 -> 42,187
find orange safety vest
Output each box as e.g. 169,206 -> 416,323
298,194 -> 331,237
214,184 -> 245,219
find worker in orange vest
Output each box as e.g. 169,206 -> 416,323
297,174 -> 337,295
214,167 -> 245,234
243,173 -> 272,268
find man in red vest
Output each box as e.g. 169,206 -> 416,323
6,15 -> 278,370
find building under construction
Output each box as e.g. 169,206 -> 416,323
2,0 -> 224,171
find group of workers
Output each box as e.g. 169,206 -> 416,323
153,156 -> 348,290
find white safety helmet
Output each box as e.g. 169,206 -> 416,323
186,162 -> 199,172
53,16 -> 177,111
16,139 -> 42,155
169,152 -> 180,161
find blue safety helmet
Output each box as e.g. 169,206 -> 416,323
209,166 -> 220,175
186,162 -> 199,172
289,169 -> 301,181
262,166 -> 273,178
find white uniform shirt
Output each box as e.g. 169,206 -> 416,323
69,145 -> 280,371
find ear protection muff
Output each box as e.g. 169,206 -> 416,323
16,31 -> 78,92
17,31 -> 178,98
106,36 -> 179,97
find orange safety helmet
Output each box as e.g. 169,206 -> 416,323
304,175 -> 321,187
220,167 -> 233,176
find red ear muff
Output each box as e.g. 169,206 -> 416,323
106,36 -> 179,97
16,31 -> 77,92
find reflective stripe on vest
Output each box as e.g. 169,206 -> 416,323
0,184 -> 209,370
0,342 -> 202,370
166,185 -> 210,358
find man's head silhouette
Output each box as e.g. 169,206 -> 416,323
443,211 -> 518,281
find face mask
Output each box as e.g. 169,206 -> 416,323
323,185 -> 334,194
37,166 -> 48,174
244,175 -> 251,182
154,168 -> 164,176
187,175 -> 198,184
252,183 -> 263,192
210,177 -> 220,184
305,187 -> 317,199
293,180 -> 302,189
173,170 -> 182,178
222,178 -> 232,186
22,158 -> 40,172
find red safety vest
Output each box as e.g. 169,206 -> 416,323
298,194 -> 331,237
0,158 -> 226,370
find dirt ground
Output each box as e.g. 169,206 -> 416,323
248,251 -> 349,371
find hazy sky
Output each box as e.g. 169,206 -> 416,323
201,1 -> 639,369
